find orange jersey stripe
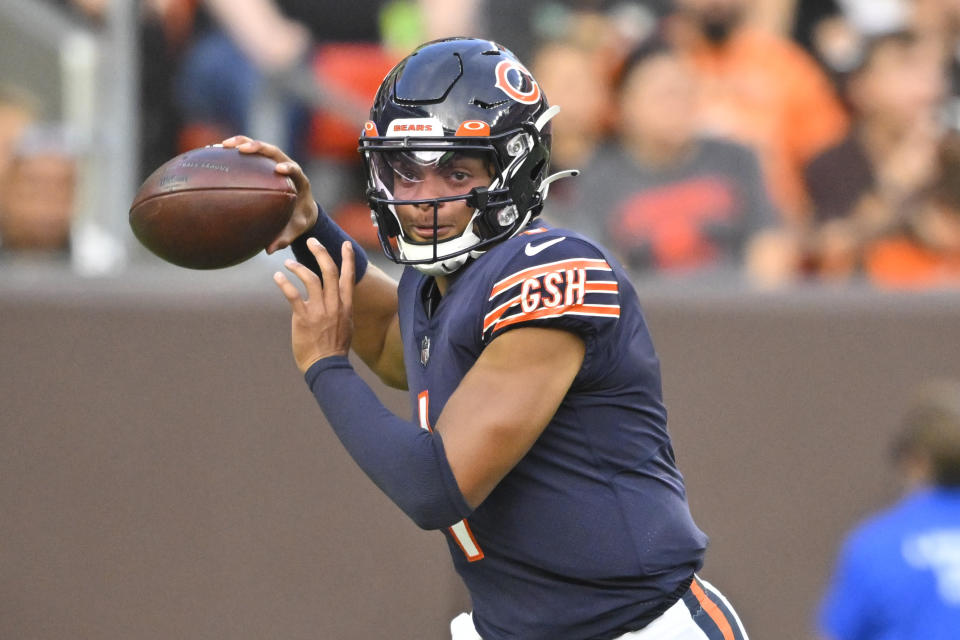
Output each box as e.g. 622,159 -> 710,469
482,283 -> 620,332
587,281 -> 619,293
690,579 -> 735,640
483,295 -> 522,332
521,227 -> 548,235
491,303 -> 620,333
490,258 -> 611,298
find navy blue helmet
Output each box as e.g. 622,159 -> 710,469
359,37 -> 574,275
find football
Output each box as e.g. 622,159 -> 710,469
129,146 -> 297,269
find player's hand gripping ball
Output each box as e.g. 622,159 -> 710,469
129,146 -> 296,269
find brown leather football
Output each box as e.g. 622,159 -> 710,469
129,146 -> 296,269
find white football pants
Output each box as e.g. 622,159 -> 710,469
450,576 -> 749,640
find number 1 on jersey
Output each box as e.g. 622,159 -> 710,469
418,391 -> 484,562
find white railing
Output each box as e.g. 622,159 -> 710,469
0,0 -> 138,275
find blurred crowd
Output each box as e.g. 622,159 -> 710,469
4,0 -> 960,290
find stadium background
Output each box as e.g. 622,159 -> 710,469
4,1 -> 960,638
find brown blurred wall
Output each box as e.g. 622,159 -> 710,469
3,268 -> 960,639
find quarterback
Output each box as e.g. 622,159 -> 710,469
226,38 -> 749,640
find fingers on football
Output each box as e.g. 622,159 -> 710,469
221,136 -> 302,192
275,159 -> 308,190
220,135 -> 251,148
272,271 -> 307,316
250,140 -> 287,162
223,137 -> 289,162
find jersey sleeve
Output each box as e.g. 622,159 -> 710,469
480,235 -> 621,344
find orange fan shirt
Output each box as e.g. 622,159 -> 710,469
866,237 -> 960,289
681,27 -> 849,222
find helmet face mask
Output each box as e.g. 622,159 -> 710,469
359,38 -> 557,275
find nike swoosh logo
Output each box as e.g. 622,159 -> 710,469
524,237 -> 565,256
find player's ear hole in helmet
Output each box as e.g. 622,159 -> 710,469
358,37 -> 578,276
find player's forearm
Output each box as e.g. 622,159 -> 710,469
305,356 -> 471,530
350,267 -> 407,389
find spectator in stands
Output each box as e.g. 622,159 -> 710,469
173,0 -> 380,156
482,0 -> 673,65
864,130 -> 960,289
172,0 -> 486,251
666,0 -> 849,222
532,38 -> 612,175
531,37 -> 613,219
0,124 -> 77,256
0,84 -> 40,180
792,0 -> 915,86
550,38 -> 792,284
172,0 -> 485,158
819,379 -> 960,639
804,31 -> 945,281
791,0 -> 844,70
913,0 -> 960,131
171,0 -> 393,249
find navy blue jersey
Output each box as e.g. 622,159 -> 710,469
396,224 -> 708,640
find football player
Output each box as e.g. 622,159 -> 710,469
225,37 -> 749,640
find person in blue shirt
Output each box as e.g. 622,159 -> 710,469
819,380 -> 960,640
224,37 -> 750,639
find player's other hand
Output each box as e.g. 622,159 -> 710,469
221,135 -> 319,254
273,239 -> 355,372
